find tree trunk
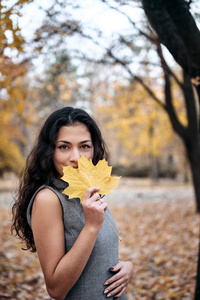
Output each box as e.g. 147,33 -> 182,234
195,228 -> 200,300
184,136 -> 200,299
185,138 -> 200,212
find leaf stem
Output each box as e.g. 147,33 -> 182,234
104,215 -> 122,242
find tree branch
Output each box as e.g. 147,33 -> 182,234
182,70 -> 199,132
156,41 -> 183,88
142,0 -> 190,74
164,0 -> 200,79
101,0 -> 157,43
164,72 -> 187,139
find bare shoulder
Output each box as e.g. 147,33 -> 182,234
35,188 -> 58,201
32,188 -> 62,215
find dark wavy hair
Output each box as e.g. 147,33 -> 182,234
12,106 -> 108,252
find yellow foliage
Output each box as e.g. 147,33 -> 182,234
0,0 -> 38,175
57,77 -> 66,84
119,157 -> 130,166
62,155 -> 120,203
17,101 -> 25,114
0,1 -> 32,53
0,135 -> 24,171
0,1 -> 30,122
0,109 -> 25,174
95,80 -> 186,159
60,91 -> 70,101
46,84 -> 54,93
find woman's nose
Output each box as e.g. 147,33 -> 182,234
69,148 -> 80,162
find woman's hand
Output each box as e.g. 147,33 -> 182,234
82,187 -> 107,232
104,261 -> 134,298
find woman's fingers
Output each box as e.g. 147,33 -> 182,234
82,187 -> 107,230
97,197 -> 108,209
104,277 -> 124,294
104,281 -> 126,298
113,287 -> 126,299
83,188 -> 107,209
83,187 -> 100,201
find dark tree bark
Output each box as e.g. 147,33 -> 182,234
142,0 -> 200,128
142,0 -> 200,79
195,231 -> 200,299
164,69 -> 200,212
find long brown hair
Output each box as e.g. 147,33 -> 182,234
12,107 -> 108,252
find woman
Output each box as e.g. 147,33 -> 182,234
12,107 -> 133,299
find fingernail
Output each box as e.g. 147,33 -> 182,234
109,267 -> 114,271
104,289 -> 108,294
104,281 -> 108,285
107,294 -> 112,298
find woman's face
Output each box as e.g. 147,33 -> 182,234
53,122 -> 94,177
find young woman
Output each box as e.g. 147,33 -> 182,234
12,107 -> 133,299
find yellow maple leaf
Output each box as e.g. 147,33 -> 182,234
61,155 -> 120,203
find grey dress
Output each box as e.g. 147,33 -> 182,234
27,179 -> 128,300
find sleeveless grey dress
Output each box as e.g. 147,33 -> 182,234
27,179 -> 127,300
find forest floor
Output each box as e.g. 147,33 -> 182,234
0,177 -> 199,300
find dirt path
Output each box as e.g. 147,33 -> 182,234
0,177 -> 194,208
107,178 -> 194,206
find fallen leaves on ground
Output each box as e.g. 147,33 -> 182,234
0,208 -> 50,299
109,197 -> 199,300
0,193 -> 199,299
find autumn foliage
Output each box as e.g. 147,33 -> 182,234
0,0 -> 33,175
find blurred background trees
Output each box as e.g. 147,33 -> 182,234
0,0 -> 33,174
1,0 -> 199,190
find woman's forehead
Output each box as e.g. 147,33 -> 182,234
56,123 -> 91,141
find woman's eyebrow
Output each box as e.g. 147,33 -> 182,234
56,140 -> 70,144
56,139 -> 92,144
80,140 -> 92,144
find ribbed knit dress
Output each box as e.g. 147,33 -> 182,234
27,179 -> 128,300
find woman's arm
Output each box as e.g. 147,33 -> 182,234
31,187 -> 107,300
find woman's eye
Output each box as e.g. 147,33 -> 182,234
59,145 -> 68,150
81,144 -> 90,149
